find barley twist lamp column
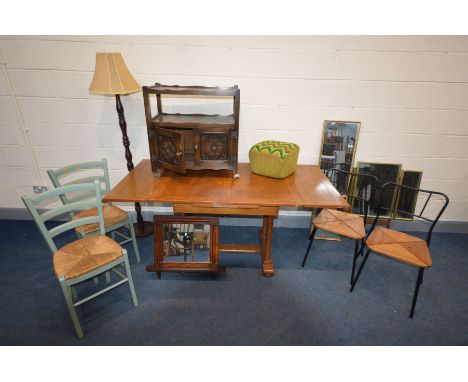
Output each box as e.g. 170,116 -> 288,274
89,52 -> 153,237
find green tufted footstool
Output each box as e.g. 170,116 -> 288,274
249,140 -> 300,179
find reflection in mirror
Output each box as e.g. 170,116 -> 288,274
356,162 -> 402,218
162,223 -> 210,263
319,121 -> 360,176
314,121 -> 359,240
394,170 -> 423,220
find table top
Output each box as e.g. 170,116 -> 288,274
103,160 -> 349,209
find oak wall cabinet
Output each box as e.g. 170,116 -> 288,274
143,84 -> 240,177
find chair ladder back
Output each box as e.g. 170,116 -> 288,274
22,195 -> 59,253
39,199 -> 99,223
22,181 -> 105,254
47,159 -> 110,205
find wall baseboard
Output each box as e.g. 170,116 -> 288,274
3,206 -> 467,233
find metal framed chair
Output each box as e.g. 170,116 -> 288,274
301,168 -> 379,285
47,159 -> 141,263
350,182 -> 449,318
22,180 -> 138,338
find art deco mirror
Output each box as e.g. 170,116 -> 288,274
319,121 -> 360,176
356,162 -> 402,218
394,170 -> 423,220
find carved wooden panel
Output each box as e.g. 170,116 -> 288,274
200,133 -> 228,160
155,128 -> 186,174
158,134 -> 178,165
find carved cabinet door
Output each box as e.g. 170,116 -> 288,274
194,128 -> 233,165
155,128 -> 186,174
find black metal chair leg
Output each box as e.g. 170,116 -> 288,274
351,240 -> 359,285
410,267 -> 424,319
359,239 -> 365,256
350,249 -> 371,292
301,227 -> 317,267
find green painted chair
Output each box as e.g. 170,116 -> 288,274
47,159 -> 141,264
22,180 -> 138,338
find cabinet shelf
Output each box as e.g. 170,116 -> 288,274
152,113 -> 236,129
145,83 -> 238,96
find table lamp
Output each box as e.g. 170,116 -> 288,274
89,52 -> 153,237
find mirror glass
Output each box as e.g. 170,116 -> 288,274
394,170 -> 423,220
356,162 -> 402,218
319,121 -> 360,174
162,223 -> 210,263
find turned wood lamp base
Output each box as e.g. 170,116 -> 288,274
115,94 -> 154,238
134,221 -> 154,238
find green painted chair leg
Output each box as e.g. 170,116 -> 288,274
93,276 -> 99,284
71,286 -> 78,300
105,271 -> 111,283
122,249 -> 138,306
111,231 -> 116,241
128,221 -> 141,263
59,277 -> 84,338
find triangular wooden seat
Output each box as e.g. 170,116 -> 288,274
366,227 -> 432,267
313,209 -> 365,240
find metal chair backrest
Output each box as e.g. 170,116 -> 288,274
22,181 -> 105,254
47,159 -> 110,205
368,182 -> 449,245
325,168 -> 379,223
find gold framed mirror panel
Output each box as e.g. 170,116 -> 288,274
319,120 -> 361,175
393,169 -> 423,221
355,162 -> 402,219
314,121 -> 360,240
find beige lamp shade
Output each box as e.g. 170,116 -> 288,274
89,52 -> 140,95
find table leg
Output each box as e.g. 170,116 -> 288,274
260,215 -> 275,277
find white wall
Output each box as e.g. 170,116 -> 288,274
0,36 -> 467,221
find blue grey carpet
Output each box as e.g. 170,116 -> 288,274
0,219 -> 466,345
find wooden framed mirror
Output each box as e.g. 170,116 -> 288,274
147,215 -> 225,278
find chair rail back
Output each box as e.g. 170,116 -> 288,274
47,159 -> 110,205
325,168 -> 379,223
22,180 -> 105,253
368,182 -> 449,245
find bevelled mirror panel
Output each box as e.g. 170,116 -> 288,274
162,223 -> 211,263
394,170 -> 423,220
319,121 -> 360,176
356,162 -> 402,218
